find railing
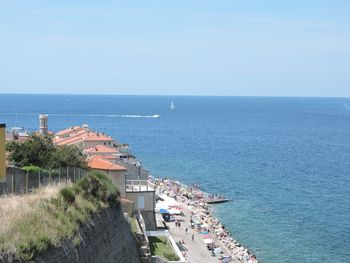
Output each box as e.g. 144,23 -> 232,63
126,179 -> 155,192
0,166 -> 87,195
135,209 -> 150,245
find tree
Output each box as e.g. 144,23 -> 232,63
50,145 -> 87,169
6,134 -> 87,169
6,134 -> 55,168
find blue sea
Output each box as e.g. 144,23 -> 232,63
1,94 -> 350,263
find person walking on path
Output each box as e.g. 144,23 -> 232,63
185,227 -> 188,234
192,234 -> 194,241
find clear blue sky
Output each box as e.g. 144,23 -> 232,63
0,0 -> 349,96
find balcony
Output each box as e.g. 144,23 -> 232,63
126,180 -> 155,192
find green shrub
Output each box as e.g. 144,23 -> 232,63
60,187 -> 75,204
72,235 -> 81,247
0,171 -> 120,260
22,165 -> 41,173
164,252 -> 179,261
75,171 -> 120,205
18,236 -> 52,261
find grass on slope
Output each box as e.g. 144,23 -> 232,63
0,171 -> 120,260
149,236 -> 179,261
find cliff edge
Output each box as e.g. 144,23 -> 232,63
0,172 -> 142,263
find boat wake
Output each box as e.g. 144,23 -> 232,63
1,113 -> 160,118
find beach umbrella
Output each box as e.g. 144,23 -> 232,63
159,209 -> 169,214
167,208 -> 182,215
201,223 -> 209,229
214,247 -> 222,254
201,234 -> 211,239
203,238 -> 213,244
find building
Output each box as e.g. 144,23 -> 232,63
55,126 -> 85,139
0,123 -> 6,184
88,156 -> 128,198
54,125 -> 157,229
126,178 -> 156,230
39,114 -> 48,135
83,133 -> 116,149
116,159 -> 150,180
84,144 -> 119,158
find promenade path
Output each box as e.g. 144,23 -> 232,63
167,202 -> 239,263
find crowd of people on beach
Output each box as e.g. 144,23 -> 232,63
154,178 -> 259,263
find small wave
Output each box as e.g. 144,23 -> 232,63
121,114 -> 160,118
0,113 -> 160,118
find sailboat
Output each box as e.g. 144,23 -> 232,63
170,100 -> 175,110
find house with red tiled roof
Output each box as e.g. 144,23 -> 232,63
54,128 -> 89,143
83,133 -> 116,149
55,126 -> 84,138
88,156 -> 127,197
84,144 -> 118,157
54,125 -> 155,224
89,154 -> 120,164
55,132 -> 90,149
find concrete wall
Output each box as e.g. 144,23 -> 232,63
0,124 -> 5,183
0,202 -> 142,263
126,191 -> 155,211
117,161 -> 149,180
126,191 -> 156,230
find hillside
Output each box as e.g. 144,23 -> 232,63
0,172 -> 141,263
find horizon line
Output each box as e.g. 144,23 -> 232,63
0,92 -> 349,99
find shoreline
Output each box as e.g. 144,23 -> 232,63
152,177 -> 260,263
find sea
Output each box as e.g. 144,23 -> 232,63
1,94 -> 349,263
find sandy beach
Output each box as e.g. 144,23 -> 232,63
154,178 -> 259,263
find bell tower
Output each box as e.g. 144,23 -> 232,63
39,114 -> 48,135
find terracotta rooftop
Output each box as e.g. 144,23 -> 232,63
55,126 -> 83,137
88,158 -> 126,171
85,133 -> 114,142
54,129 -> 89,144
55,132 -> 89,146
84,144 -> 118,154
89,155 -> 119,162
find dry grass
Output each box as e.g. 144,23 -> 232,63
0,171 -> 119,260
0,184 -> 66,254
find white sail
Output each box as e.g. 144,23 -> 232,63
170,100 -> 175,110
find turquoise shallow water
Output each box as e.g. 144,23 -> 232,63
1,95 -> 349,262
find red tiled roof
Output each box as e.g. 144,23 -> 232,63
89,155 -> 119,164
88,158 -> 126,171
55,126 -> 83,137
56,133 -> 89,146
54,129 -> 89,144
84,144 -> 117,154
102,155 -> 118,159
85,133 -> 114,142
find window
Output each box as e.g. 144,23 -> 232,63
137,196 -> 145,209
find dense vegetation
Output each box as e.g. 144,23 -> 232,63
6,134 -> 86,169
0,171 -> 120,260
